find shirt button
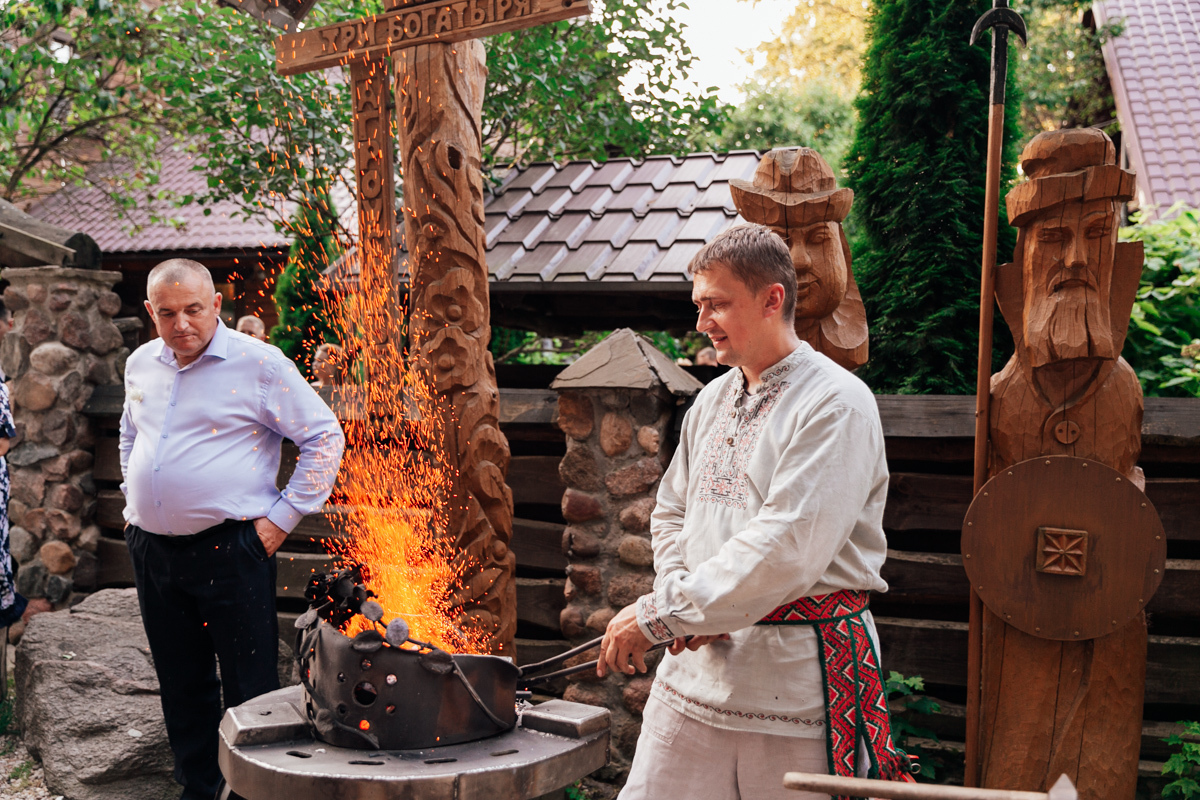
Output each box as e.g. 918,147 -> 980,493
156,501 -> 162,507
154,467 -> 160,472
170,402 -> 177,407
726,437 -> 734,446
161,434 -> 168,439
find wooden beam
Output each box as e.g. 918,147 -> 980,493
500,388 -> 558,426
93,437 -> 122,482
275,0 -> 591,76
95,536 -> 134,587
508,455 -> 566,507
516,576 -> 565,633
873,616 -> 1200,705
512,517 -> 567,572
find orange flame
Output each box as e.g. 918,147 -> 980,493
317,234 -> 486,654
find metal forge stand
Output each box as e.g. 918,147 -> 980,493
219,686 -> 609,799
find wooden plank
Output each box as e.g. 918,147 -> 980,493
512,518 -> 566,572
96,489 -> 126,530
82,384 -> 125,417
885,437 -> 974,464
516,577 -> 565,633
874,616 -> 1200,705
95,536 -> 134,587
275,0 -> 592,76
879,550 -> 1200,620
277,552 -> 335,599
501,389 -> 557,426
1143,397 -> 1200,444
879,550 -> 970,605
290,508 -> 348,542
883,473 -> 972,531
880,474 -> 1198,539
513,637 -> 569,668
1145,479 -> 1200,541
508,455 -> 565,507
875,396 -> 975,439
93,436 -> 122,482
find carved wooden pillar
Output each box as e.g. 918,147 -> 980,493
394,40 -> 516,655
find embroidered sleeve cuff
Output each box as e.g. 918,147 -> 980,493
636,592 -> 680,644
267,497 -> 303,534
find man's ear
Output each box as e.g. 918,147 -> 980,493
212,291 -> 223,315
763,283 -> 786,318
143,299 -> 155,320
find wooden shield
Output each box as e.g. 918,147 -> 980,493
961,455 -> 1165,641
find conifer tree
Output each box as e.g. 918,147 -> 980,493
846,0 -> 1021,394
271,184 -> 340,378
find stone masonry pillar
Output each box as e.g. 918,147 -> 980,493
1,267 -> 126,630
550,329 -> 702,780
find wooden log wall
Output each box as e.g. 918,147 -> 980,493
83,386 -> 1200,769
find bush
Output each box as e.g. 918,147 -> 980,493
1122,204 -> 1200,397
1163,721 -> 1200,800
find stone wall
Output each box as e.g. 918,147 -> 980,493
2,266 -> 127,638
550,330 -> 702,781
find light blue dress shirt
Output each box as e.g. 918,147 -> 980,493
119,321 -> 345,536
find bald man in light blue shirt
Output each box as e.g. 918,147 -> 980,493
120,258 -> 344,800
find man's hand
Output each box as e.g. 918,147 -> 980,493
598,603 -> 654,678
668,633 -> 730,655
253,517 -> 288,557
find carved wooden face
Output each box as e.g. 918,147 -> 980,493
773,221 -> 848,319
1021,199 -> 1119,368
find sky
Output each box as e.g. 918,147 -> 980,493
667,0 -> 796,103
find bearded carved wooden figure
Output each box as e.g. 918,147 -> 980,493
731,147 -> 868,370
395,40 -> 516,654
978,127 -> 1146,799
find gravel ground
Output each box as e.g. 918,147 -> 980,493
0,733 -> 57,800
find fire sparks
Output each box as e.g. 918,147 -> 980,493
318,235 -> 487,655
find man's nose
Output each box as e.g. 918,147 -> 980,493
696,307 -> 712,333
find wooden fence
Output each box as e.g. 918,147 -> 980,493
82,385 -> 1200,772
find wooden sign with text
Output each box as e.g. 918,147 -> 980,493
275,0 -> 590,75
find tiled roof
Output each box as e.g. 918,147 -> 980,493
28,140 -> 290,254
326,150 -> 763,287
1094,0 -> 1200,214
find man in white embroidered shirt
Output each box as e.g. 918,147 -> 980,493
600,225 -> 910,799
120,259 -> 345,800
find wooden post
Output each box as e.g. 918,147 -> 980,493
394,40 -> 517,654
268,0 -> 590,655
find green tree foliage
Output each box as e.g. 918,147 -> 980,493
1162,721 -> 1200,800
1122,205 -> 1200,398
0,0 -> 190,211
845,0 -> 1021,394
1012,0 -> 1120,139
714,81 -> 856,173
272,185 -> 340,376
744,0 -> 868,98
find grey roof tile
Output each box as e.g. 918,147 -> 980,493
540,212 -> 594,248
628,211 -> 687,248
675,209 -> 735,243
650,183 -> 701,213
554,243 -> 613,277
710,151 -> 762,182
522,187 -> 573,215
487,188 -> 534,218
693,182 -> 736,212
1095,0 -> 1200,214
670,154 -> 722,188
497,213 -> 551,248
587,160 -> 636,191
581,212 -> 640,248
510,242 -> 569,278
607,184 -> 656,214
604,242 -> 662,277
504,164 -> 556,193
563,186 -> 614,214
484,213 -> 512,248
543,162 -> 597,191
626,157 -> 679,190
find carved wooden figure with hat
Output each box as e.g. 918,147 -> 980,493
731,147 -> 869,370
961,127 -> 1166,799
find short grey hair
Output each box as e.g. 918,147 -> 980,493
236,315 -> 265,335
688,223 -> 797,318
147,258 -> 215,297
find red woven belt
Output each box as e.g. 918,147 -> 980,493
757,589 -> 915,796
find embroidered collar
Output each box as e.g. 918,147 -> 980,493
733,343 -> 810,403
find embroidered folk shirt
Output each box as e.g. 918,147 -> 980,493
119,321 -> 345,536
635,342 -> 890,737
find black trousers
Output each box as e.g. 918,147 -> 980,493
126,520 -> 279,800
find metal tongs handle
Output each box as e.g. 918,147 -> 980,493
517,635 -> 691,687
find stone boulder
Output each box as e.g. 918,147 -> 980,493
14,589 -> 176,800
14,588 -> 301,799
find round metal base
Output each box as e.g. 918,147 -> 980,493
218,686 -> 610,800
